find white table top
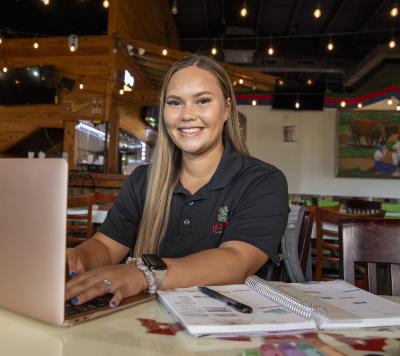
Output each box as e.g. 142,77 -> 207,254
1,297 -> 400,356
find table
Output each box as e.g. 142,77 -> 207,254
67,206 -> 108,225
1,297 -> 400,356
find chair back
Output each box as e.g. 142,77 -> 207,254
93,191 -> 117,204
66,193 -> 94,247
340,218 -> 400,296
314,207 -> 386,281
344,199 -> 382,215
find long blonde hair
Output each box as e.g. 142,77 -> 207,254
133,55 -> 248,256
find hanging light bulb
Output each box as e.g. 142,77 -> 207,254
397,104 -> 400,111
357,102 -> 363,108
294,98 -> 301,110
327,39 -> 334,51
162,48 -> 168,56
119,88 -> 124,95
313,2 -> 322,18
79,82 -> 84,90
252,81 -> 257,90
102,0 -> 110,9
388,98 -> 393,106
171,0 -> 178,14
278,79 -> 285,86
2,66 -> 8,73
240,1 -> 248,17
239,78 -> 244,85
390,2 -> 399,17
267,46 -> 274,56
68,34 -> 78,52
389,38 -> 396,48
0,37 -> 3,45
211,46 -> 217,55
251,99 -> 257,106
42,0 -> 50,5
306,79 -> 313,86
340,100 -> 346,108
33,42 -> 39,49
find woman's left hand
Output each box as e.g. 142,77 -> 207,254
65,263 -> 148,308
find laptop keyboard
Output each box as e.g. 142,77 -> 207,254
65,294 -> 112,317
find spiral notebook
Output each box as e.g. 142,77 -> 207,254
157,276 -> 400,337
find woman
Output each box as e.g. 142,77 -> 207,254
65,55 -> 288,307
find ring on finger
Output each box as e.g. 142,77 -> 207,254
100,279 -> 112,295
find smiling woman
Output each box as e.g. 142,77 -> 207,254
65,55 -> 289,309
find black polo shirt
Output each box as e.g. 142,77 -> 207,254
99,143 -> 289,262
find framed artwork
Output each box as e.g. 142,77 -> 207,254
336,110 -> 400,178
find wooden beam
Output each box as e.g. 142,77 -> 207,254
286,0 -> 305,35
114,89 -> 160,106
323,0 -> 348,33
63,120 -> 76,169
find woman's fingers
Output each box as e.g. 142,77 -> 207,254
109,288 -> 125,308
66,248 -> 85,278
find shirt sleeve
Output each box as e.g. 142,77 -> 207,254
97,165 -> 148,248
220,168 -> 289,262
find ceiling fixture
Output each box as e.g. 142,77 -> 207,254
171,0 -> 178,15
313,2 -> 322,19
388,98 -> 393,106
162,48 -> 168,56
267,46 -> 274,56
239,78 -> 244,85
340,100 -> 346,108
2,66 -> 8,73
211,39 -> 217,56
42,0 -> 50,5
357,102 -> 363,108
79,82 -> 84,90
240,1 -> 248,17
294,99 -> 301,110
389,38 -> 397,49
390,2 -> 399,17
33,42 -> 39,49
119,88 -> 124,95
397,104 -> 400,111
306,79 -> 313,86
278,79 -> 285,86
68,34 -> 78,52
251,99 -> 257,106
327,38 -> 334,51
102,0 -> 110,9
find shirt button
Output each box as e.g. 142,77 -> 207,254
188,201 -> 194,206
183,219 -> 190,225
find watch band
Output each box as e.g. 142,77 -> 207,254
142,254 -> 168,290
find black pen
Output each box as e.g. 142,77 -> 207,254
198,286 -> 253,314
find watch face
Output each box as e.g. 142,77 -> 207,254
142,254 -> 167,270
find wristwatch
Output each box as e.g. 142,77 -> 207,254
142,254 -> 168,289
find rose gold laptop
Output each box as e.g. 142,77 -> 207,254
0,158 -> 153,326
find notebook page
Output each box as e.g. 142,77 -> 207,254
279,280 -> 400,329
157,285 -> 316,337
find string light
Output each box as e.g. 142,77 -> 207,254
388,98 -> 393,105
357,102 -> 363,108
33,42 -> 39,49
239,78 -> 244,85
267,46 -> 274,56
240,1 -> 248,17
306,79 -> 313,86
162,48 -> 168,56
211,39 -> 217,56
119,88 -> 124,95
171,0 -> 178,15
251,99 -> 257,106
390,2 -> 399,17
389,38 -> 396,48
2,66 -> 8,73
294,97 -> 301,109
397,104 -> 400,111
0,37 -> 3,45
340,100 -> 346,108
233,81 -> 237,86
313,2 -> 322,19
278,79 -> 285,86
42,0 -> 50,5
102,0 -> 110,9
79,82 -> 84,90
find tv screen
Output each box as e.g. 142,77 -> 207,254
0,65 -> 57,105
272,80 -> 326,111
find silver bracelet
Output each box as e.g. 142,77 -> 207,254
126,257 -> 157,294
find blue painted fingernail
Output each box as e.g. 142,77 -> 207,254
69,271 -> 77,277
110,301 -> 117,308
71,297 -> 79,304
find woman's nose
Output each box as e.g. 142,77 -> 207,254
181,103 -> 197,120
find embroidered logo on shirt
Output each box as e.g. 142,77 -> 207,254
212,206 -> 229,235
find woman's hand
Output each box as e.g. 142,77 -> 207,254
66,248 -> 86,278
65,263 -> 148,307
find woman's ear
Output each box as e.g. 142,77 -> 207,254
225,98 -> 232,122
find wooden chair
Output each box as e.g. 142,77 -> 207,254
344,199 -> 382,215
339,218 -> 400,296
66,193 -> 94,247
314,207 -> 386,281
93,191 -> 117,204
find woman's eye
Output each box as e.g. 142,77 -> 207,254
166,100 -> 180,106
196,98 -> 211,105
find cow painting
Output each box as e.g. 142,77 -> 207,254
351,119 -> 386,146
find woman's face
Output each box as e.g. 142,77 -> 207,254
163,65 -> 230,157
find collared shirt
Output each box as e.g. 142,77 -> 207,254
99,143 -> 289,261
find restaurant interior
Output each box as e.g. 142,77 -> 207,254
1,0 -> 400,354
